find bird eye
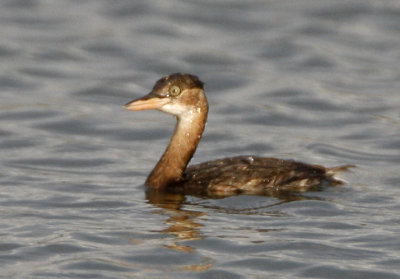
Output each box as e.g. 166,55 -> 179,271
169,85 -> 181,97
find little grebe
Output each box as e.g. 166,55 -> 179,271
125,73 -> 350,196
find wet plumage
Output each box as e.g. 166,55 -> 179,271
125,73 -> 351,197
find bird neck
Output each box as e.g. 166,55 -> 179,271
146,104 -> 208,189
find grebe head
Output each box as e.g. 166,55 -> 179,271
125,73 -> 206,118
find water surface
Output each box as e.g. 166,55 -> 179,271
1,0 -> 400,278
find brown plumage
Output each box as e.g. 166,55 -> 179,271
125,73 -> 352,197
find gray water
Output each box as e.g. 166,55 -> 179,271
1,0 -> 400,278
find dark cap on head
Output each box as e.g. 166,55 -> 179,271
152,73 -> 204,94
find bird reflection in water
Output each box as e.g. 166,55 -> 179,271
145,187 -> 326,256
146,189 -> 205,254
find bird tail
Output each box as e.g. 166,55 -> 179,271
326,164 -> 355,186
327,164 -> 355,176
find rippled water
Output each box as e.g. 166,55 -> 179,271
1,0 -> 400,278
